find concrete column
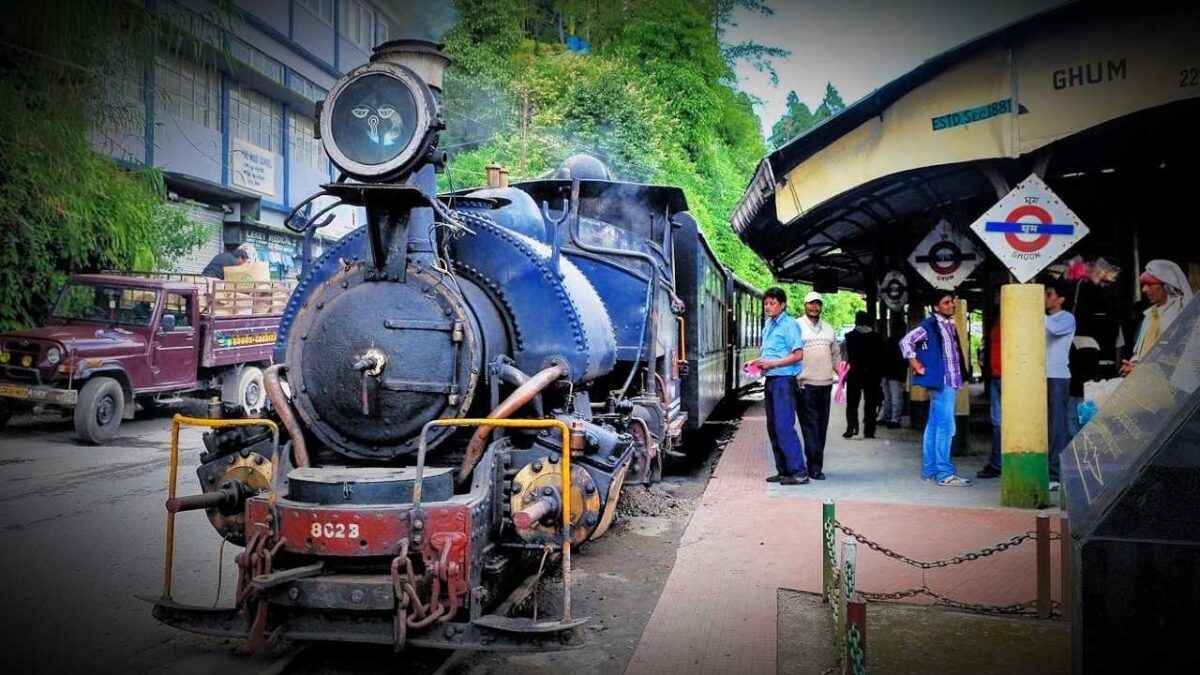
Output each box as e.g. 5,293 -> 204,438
1000,284 -> 1049,508
908,301 -> 928,429
952,298 -> 970,456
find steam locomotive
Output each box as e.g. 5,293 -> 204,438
150,39 -> 762,652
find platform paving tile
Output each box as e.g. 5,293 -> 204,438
625,401 -> 1063,675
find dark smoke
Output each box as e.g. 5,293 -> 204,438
376,0 -> 461,43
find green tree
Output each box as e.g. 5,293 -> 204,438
0,0 -> 209,331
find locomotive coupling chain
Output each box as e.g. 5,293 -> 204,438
391,537 -> 457,649
834,520 -> 1037,569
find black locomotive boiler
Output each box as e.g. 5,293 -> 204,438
150,39 -> 763,652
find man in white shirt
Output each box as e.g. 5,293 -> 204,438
796,292 -> 841,480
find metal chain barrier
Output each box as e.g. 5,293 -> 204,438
846,623 -> 868,675
834,520 -> 1037,569
857,584 -> 1063,617
821,503 -> 1067,620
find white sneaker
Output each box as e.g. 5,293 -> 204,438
1049,481 -> 1061,492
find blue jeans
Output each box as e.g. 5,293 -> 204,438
987,379 -> 1002,470
764,376 -> 807,478
882,379 -> 904,423
923,386 -> 959,481
1047,378 -> 1070,480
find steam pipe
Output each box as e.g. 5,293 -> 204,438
264,364 -> 310,468
496,362 -> 543,417
457,362 -> 569,484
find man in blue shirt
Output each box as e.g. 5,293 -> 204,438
1044,280 -> 1076,491
749,288 -> 809,485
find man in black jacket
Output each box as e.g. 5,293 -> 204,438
843,311 -> 886,438
202,247 -> 249,279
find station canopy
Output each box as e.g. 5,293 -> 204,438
731,1 -> 1200,297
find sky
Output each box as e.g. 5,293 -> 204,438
726,0 -> 1065,139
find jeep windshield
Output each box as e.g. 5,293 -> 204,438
53,282 -> 159,327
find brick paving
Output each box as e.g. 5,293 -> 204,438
626,400 -> 1064,675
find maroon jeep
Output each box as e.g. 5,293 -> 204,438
0,273 -> 292,444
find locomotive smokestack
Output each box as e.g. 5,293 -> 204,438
372,40 -> 452,93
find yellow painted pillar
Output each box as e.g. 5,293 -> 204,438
1000,284 -> 1049,508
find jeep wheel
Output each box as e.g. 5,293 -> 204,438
222,366 -> 264,416
0,402 -> 12,430
75,377 -> 125,444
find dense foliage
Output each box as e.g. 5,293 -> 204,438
441,0 -> 863,326
768,82 -> 848,150
0,1 -> 208,331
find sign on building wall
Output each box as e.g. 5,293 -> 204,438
907,219 -> 981,290
878,270 -> 908,311
231,138 -> 276,198
969,174 -> 1089,283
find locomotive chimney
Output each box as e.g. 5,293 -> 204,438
371,39 -> 451,93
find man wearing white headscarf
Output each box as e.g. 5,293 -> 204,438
1120,259 -> 1194,376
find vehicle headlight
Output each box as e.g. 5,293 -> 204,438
47,347 -> 62,365
20,355 -> 33,367
0,351 -> 9,364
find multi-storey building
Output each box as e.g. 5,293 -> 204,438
99,0 -> 402,278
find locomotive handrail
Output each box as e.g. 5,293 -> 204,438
676,316 -> 687,363
417,418 -> 576,624
160,415 -> 279,601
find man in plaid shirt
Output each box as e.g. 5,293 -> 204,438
900,291 -> 972,487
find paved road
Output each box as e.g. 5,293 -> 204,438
0,403 -> 247,674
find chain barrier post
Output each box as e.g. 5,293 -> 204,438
823,499 -> 836,603
844,595 -> 867,675
1059,514 -> 1071,616
1036,512 -> 1051,619
837,537 -> 857,652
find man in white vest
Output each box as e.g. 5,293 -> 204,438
795,292 -> 841,480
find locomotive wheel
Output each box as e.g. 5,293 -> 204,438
74,376 -> 125,445
222,366 -> 265,416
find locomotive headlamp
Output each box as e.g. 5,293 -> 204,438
319,61 -> 440,181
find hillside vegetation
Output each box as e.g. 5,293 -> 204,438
440,0 -> 864,324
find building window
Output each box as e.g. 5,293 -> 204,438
286,72 -> 326,103
339,0 -> 375,50
155,50 -> 220,131
230,83 -> 282,152
375,16 -> 390,45
296,0 -> 333,25
289,111 -> 323,172
229,39 -> 285,86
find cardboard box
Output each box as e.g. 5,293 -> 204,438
224,261 -> 270,282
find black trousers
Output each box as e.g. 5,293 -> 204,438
845,374 -> 882,436
799,383 -> 833,475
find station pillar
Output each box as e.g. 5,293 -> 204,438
951,298 -> 971,456
1000,284 -> 1049,508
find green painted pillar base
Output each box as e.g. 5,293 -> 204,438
1001,453 -> 1050,508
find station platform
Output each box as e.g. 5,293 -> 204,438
626,395 -> 1066,675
